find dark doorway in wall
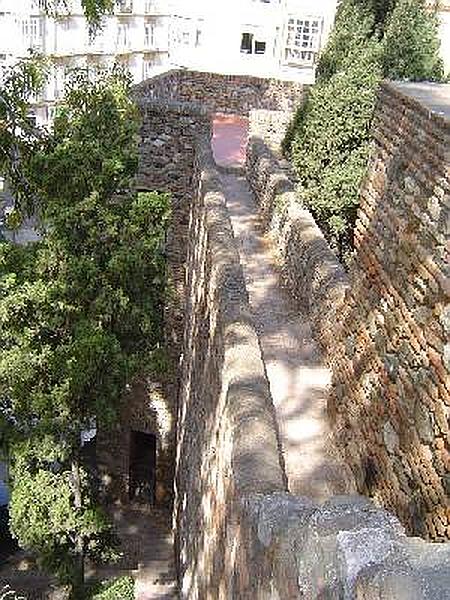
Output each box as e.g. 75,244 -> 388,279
129,431 -> 156,505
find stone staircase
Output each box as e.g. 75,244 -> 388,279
0,504 -> 179,599
108,503 -> 179,599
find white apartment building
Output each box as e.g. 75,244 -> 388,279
169,0 -> 338,83
0,0 -> 170,124
1,0 -> 448,126
435,0 -> 450,74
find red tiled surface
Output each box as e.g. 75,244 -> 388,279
211,114 -> 249,168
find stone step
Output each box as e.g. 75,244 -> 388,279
135,564 -> 176,581
136,581 -> 179,600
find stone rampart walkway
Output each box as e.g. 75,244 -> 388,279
213,117 -> 355,501
222,173 -> 354,500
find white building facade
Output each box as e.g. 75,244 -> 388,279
0,0 -> 339,126
169,0 -> 338,83
2,0 -> 448,125
0,0 -> 170,124
435,0 -> 450,75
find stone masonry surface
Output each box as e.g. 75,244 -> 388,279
135,69 -> 306,115
174,134 -> 286,597
172,100 -> 449,599
222,170 -> 355,501
120,72 -> 450,598
336,82 -> 450,542
97,99 -> 211,508
246,81 -> 450,542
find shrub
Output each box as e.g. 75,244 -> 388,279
291,40 -> 382,259
382,0 -> 444,81
90,576 -> 134,600
316,1 -> 377,83
285,0 -> 445,260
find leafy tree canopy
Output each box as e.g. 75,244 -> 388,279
382,0 -> 444,81
0,57 -> 169,597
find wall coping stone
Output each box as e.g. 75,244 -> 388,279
135,97 -> 211,118
135,67 -> 304,87
381,81 -> 450,131
193,136 -> 287,495
241,492 -> 450,599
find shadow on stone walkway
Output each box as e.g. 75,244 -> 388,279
215,121 -> 356,500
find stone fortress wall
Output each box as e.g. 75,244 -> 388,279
333,82 -> 450,542
246,81 -> 450,543
130,71 -> 449,597
135,69 -> 305,115
97,99 -> 211,505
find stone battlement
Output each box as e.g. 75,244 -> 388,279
132,73 -> 450,598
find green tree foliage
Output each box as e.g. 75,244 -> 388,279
9,439 -> 118,586
27,67 -> 140,216
0,61 -> 169,597
89,576 -> 135,600
39,1 -> 114,29
316,1 -> 377,83
0,55 -> 48,213
382,0 -> 444,81
291,41 -> 382,253
284,0 -> 445,260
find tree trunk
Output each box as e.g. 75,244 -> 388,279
71,459 -> 85,599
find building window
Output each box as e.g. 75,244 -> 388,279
241,33 -> 266,55
284,17 -> 322,65
241,32 -> 253,54
117,23 -> 130,49
255,40 -> 266,54
22,16 -> 43,49
54,66 -> 66,99
60,18 -> 71,31
195,29 -> 202,47
87,28 -> 96,46
143,58 -> 154,80
116,0 -> 133,13
145,23 -> 155,47
31,0 -> 47,11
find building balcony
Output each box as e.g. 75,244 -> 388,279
144,1 -> 169,16
283,48 -> 316,67
116,0 -> 133,14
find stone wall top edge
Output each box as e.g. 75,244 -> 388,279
380,81 -> 450,133
136,98 -> 211,118
247,137 -> 347,280
195,143 -> 287,496
139,67 -> 305,87
240,490 -> 450,596
134,68 -> 178,87
174,69 -> 304,85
